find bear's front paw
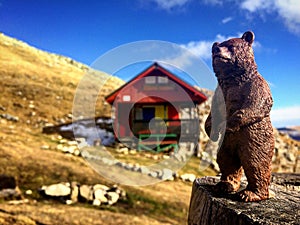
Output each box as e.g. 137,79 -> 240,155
214,181 -> 236,194
237,189 -> 268,202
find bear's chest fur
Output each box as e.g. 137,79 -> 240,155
219,78 -> 250,116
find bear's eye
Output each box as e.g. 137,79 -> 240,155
228,46 -> 235,52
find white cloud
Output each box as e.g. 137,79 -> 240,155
275,0 -> 300,34
179,34 -> 229,60
180,33 -> 256,60
221,17 -> 233,24
240,0 -> 272,12
150,0 -> 191,10
201,0 -> 223,6
240,0 -> 300,35
271,105 -> 300,127
180,40 -> 212,59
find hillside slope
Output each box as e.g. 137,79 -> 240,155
0,32 -> 124,125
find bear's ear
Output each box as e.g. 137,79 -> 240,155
242,31 -> 255,45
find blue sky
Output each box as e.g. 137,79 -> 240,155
0,0 -> 299,127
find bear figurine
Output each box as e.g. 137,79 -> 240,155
205,31 -> 274,202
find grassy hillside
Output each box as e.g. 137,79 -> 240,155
0,32 -> 124,124
0,33 -> 217,225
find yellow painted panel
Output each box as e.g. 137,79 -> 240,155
155,105 -> 165,119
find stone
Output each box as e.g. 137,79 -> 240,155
42,183 -> 71,197
124,163 -> 134,170
129,149 -> 137,154
79,184 -> 93,202
140,166 -> 151,175
160,168 -> 174,180
93,184 -> 109,191
93,139 -> 101,146
0,174 -> 22,200
56,144 -> 64,151
116,147 -> 127,153
25,190 -> 33,195
149,171 -> 158,178
70,182 -> 79,203
180,173 -> 196,182
65,199 -> 73,205
188,175 -> 300,225
132,163 -> 141,172
0,113 -> 19,122
92,199 -> 101,206
67,140 -> 78,146
0,189 -> 22,200
111,186 -> 126,199
94,189 -> 108,204
74,149 -> 81,156
40,145 -> 50,150
106,192 -> 119,205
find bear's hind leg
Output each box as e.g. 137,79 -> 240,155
237,140 -> 273,202
216,147 -> 243,194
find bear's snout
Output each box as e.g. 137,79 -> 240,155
212,42 -> 220,55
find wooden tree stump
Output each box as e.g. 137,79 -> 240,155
188,174 -> 300,225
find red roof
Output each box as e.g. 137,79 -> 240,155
105,62 -> 207,104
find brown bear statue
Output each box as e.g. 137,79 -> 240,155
205,31 -> 275,202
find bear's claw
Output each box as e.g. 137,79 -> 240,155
215,181 -> 236,194
237,189 -> 268,202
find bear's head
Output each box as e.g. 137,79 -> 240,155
212,31 -> 257,78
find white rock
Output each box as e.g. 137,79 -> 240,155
70,182 -> 79,203
25,190 -> 33,195
140,166 -> 150,175
102,157 -> 114,166
74,149 -> 81,156
79,185 -> 93,201
56,144 -> 64,151
152,155 -> 159,160
92,199 -> 101,206
40,145 -> 50,150
129,149 -> 137,154
117,147 -> 129,154
149,171 -> 158,178
65,199 -> 73,205
180,173 -> 196,183
106,192 -> 119,205
124,163 -> 134,170
160,168 -> 174,180
44,183 -> 71,197
67,141 -> 78,146
93,184 -> 109,191
94,189 -> 108,203
163,155 -> 170,159
59,139 -> 67,144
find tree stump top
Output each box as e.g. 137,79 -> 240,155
188,174 -> 300,225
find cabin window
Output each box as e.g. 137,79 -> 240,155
135,107 -> 143,120
145,76 -> 156,84
158,76 -> 168,84
122,95 -> 131,101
